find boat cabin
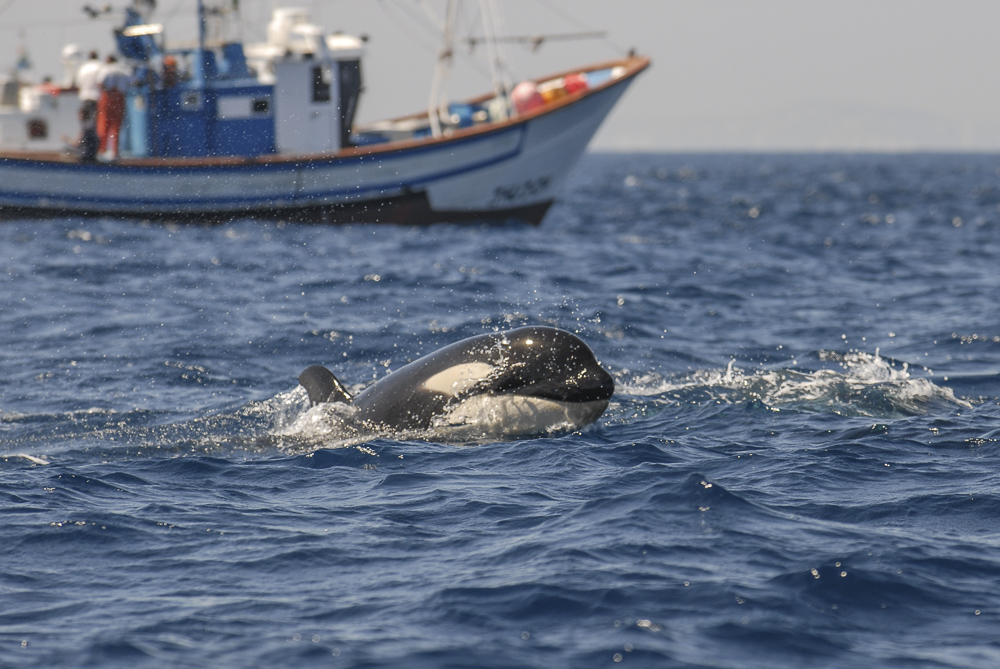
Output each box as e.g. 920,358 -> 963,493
116,5 -> 364,158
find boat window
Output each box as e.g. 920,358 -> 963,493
312,65 -> 331,103
218,96 -> 252,119
252,98 -> 270,115
27,118 -> 47,139
1,80 -> 19,106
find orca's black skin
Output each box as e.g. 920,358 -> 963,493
297,326 -> 615,431
298,365 -> 352,405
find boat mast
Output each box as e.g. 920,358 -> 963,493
197,0 -> 206,50
427,0 -> 514,133
428,0 -> 458,138
480,0 -> 511,119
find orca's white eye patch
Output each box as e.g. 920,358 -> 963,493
423,362 -> 494,396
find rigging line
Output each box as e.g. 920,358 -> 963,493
457,0 -> 480,42
375,0 -> 440,55
426,1 -> 493,81
533,0 -> 628,56
436,1 -> 493,83
370,2 -> 493,85
458,56 -> 491,81
399,0 -> 494,81
533,0 -> 592,33
415,0 -> 445,33
465,31 -> 607,47
454,46 -> 492,81
486,0 -> 512,92
388,0 -> 444,41
453,3 -> 506,82
462,0 -> 482,48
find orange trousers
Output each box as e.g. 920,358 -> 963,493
97,90 -> 125,156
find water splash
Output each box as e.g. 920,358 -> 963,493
619,351 -> 971,418
1,350 -> 971,462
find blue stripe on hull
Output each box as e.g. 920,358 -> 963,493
0,125 -> 524,212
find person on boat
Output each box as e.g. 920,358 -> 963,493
74,51 -> 102,161
75,50 -> 102,122
96,55 -> 130,159
77,98 -> 99,162
161,55 -> 179,88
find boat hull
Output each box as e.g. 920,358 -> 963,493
0,58 -> 646,224
0,189 -> 554,225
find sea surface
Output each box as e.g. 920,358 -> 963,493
2,153 -> 1000,668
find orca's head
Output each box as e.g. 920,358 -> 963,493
300,326 -> 614,434
484,327 -> 615,404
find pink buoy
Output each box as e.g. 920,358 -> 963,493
563,73 -> 589,95
511,81 -> 545,115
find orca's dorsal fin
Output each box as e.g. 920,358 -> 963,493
298,365 -> 353,406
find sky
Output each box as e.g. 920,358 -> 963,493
2,0 -> 999,151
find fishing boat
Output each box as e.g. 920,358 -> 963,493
0,1 -> 648,224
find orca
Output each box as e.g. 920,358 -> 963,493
297,326 -> 615,438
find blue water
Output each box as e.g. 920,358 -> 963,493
2,153 -> 1000,667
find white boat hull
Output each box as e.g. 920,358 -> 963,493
0,58 -> 646,224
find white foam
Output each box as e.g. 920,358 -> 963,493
8,453 -> 50,465
618,351 -> 970,417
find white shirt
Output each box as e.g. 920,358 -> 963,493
76,59 -> 102,101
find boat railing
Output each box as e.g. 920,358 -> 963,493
352,58 -> 640,146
